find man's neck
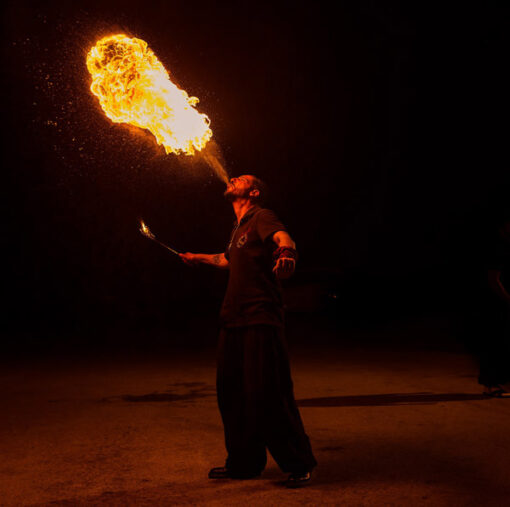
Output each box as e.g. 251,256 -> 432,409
232,199 -> 257,224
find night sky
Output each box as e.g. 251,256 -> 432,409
2,1 -> 507,348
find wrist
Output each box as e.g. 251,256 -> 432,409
273,246 -> 298,263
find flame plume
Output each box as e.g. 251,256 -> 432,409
86,34 -> 213,156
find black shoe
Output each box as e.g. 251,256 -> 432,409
208,466 -> 261,480
284,471 -> 312,488
483,385 -> 510,398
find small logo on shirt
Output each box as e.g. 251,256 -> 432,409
236,233 -> 248,248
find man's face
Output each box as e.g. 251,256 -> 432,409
224,175 -> 257,201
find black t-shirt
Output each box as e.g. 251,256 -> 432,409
220,207 -> 287,328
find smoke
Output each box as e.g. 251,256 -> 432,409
201,140 -> 230,184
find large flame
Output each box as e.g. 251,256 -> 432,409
86,34 -> 212,155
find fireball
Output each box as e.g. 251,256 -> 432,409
86,34 -> 212,155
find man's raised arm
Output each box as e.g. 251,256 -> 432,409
179,252 -> 229,269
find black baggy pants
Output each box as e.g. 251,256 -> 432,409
216,325 -> 317,475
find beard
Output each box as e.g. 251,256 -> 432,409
224,189 -> 235,201
224,185 -> 250,201
223,185 -> 235,201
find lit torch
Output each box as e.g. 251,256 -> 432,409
86,34 -> 228,181
139,220 -> 180,256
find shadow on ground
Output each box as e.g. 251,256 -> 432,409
297,392 -> 488,407
101,382 -> 216,403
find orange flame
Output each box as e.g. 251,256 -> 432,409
139,220 -> 154,239
86,34 -> 212,155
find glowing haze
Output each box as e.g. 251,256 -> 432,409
86,34 -> 213,156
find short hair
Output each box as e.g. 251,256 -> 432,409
249,176 -> 268,205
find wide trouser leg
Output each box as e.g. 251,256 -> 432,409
217,327 -> 267,474
259,326 -> 317,473
216,325 -> 317,475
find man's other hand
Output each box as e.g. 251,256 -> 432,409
273,257 -> 295,279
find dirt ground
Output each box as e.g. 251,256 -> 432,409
1,327 -> 509,506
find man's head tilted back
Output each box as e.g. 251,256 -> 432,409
224,175 -> 267,205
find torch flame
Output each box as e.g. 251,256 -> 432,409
139,220 -> 155,239
86,34 -> 212,155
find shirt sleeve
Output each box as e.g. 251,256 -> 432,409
255,209 -> 287,242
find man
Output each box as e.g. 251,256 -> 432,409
179,175 -> 317,487
478,219 -> 510,396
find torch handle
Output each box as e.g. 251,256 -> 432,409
139,222 -> 180,256
153,238 -> 180,256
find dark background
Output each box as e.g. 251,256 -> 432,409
1,1 -> 507,352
